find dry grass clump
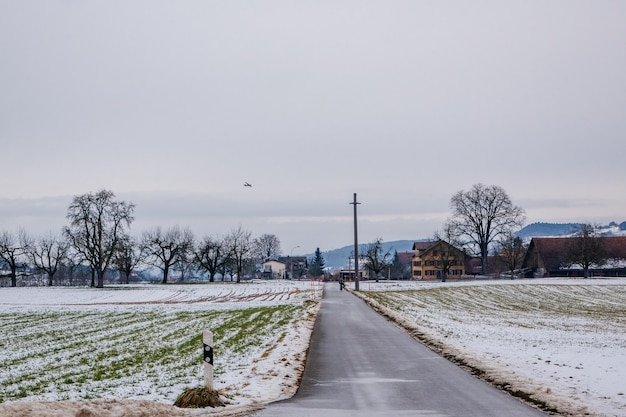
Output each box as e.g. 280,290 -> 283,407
174,387 -> 225,409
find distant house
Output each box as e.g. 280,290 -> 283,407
412,240 -> 466,280
261,260 -> 286,279
277,256 -> 308,279
522,236 -> 626,277
333,268 -> 367,282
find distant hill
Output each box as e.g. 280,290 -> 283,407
516,222 -> 582,239
517,221 -> 626,239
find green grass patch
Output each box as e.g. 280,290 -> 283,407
0,303 -> 308,402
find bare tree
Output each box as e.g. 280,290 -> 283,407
566,224 -> 605,278
195,235 -> 229,282
225,226 -> 253,283
447,183 -> 525,275
173,241 -> 195,282
253,234 -> 281,261
222,254 -> 236,282
496,231 -> 526,279
113,236 -> 144,284
361,238 -> 392,282
0,230 -> 29,287
142,226 -> 194,284
63,242 -> 91,286
28,232 -> 70,286
60,257 -> 81,286
63,190 -> 134,288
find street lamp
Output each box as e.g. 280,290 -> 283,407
290,245 -> 300,279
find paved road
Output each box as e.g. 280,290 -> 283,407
250,283 -> 547,417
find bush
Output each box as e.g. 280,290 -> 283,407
174,387 -> 225,409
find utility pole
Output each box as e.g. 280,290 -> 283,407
350,193 -> 360,291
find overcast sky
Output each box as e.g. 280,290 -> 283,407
1,1 -> 625,255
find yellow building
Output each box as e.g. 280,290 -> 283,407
412,240 -> 466,280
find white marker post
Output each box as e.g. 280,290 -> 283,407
203,330 -> 214,391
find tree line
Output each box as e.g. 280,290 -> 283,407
2,184 -> 605,287
0,189 -> 287,288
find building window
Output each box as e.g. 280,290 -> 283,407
413,270 -> 421,276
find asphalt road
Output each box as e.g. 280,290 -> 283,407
250,282 -> 547,417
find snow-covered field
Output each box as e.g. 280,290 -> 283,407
357,277 -> 626,417
0,280 -> 323,417
1,278 -> 625,417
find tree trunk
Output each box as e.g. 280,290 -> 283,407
96,270 -> 105,288
9,264 -> 17,287
162,265 -> 169,284
481,253 -> 488,275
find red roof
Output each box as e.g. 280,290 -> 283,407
396,251 -> 413,265
603,236 -> 626,258
412,241 -> 436,251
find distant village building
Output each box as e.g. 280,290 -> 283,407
333,268 -> 367,282
412,240 -> 466,280
261,256 -> 308,279
330,256 -> 368,282
522,236 -> 626,277
277,256 -> 308,279
261,260 -> 286,279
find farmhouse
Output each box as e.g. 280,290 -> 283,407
522,236 -> 626,277
412,240 -> 466,280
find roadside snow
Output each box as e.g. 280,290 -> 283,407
356,277 -> 626,417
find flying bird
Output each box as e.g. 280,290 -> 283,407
244,182 -> 252,187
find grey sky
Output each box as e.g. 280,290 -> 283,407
1,1 -> 625,255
